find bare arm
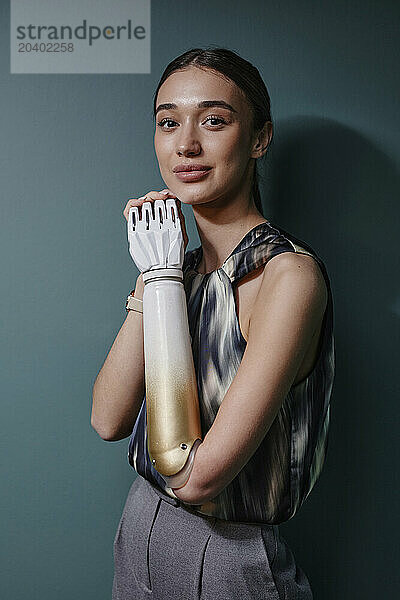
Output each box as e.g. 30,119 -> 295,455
171,253 -> 328,505
91,273 -> 145,441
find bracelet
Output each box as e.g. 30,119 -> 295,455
125,288 -> 143,314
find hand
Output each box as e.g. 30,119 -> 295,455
123,189 -> 189,252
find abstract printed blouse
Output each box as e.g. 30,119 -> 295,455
128,220 -> 335,524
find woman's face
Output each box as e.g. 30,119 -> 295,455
154,66 -> 259,207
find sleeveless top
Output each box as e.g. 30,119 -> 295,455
128,220 -> 335,525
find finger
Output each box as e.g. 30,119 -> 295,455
123,199 -> 143,221
159,189 -> 177,197
123,199 -> 147,221
123,192 -> 168,220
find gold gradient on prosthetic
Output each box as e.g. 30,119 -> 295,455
146,363 -> 202,477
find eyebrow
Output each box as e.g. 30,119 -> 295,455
155,100 -> 237,116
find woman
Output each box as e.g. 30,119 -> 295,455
92,47 -> 335,599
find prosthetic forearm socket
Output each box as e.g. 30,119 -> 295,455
127,199 -> 202,489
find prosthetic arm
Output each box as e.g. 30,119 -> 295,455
127,199 -> 202,489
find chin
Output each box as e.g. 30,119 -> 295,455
169,193 -> 196,205
178,196 -> 210,208
175,188 -> 215,204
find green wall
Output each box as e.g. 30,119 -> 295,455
1,1 -> 398,598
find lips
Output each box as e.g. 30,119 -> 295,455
172,164 -> 211,173
174,169 -> 211,182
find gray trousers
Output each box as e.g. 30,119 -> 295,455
112,475 -> 313,599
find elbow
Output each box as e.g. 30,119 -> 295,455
191,481 -> 218,505
90,399 -> 120,442
90,413 -> 132,442
91,377 -> 140,441
171,473 -> 216,506
174,482 -> 216,506
169,441 -> 219,505
171,481 -> 206,505
91,384 -> 121,441
90,392 -> 111,440
91,416 -> 117,441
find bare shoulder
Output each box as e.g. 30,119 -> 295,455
265,250 -> 323,275
264,252 -> 327,294
252,251 -> 328,324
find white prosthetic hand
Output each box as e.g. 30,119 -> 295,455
128,199 -> 202,489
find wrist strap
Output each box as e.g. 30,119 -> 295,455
125,289 -> 143,313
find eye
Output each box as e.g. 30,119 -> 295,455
157,118 -> 178,129
204,115 -> 227,127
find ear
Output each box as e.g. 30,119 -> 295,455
251,121 -> 273,158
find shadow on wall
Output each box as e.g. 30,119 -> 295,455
262,116 -> 399,600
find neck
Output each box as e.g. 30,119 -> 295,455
192,194 -> 268,274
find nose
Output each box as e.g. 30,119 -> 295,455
176,124 -> 201,157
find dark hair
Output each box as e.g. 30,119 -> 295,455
152,47 -> 273,216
